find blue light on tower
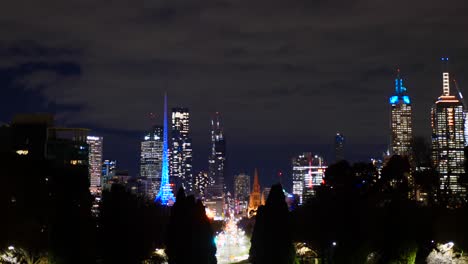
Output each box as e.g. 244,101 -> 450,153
155,94 -> 175,206
389,70 -> 411,105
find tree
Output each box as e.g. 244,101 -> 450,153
380,155 -> 411,201
99,184 -> 167,263
166,188 -> 216,264
249,184 -> 295,264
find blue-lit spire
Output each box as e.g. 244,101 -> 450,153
389,69 -> 411,105
155,93 -> 175,206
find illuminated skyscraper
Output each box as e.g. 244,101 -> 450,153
389,70 -> 413,157
171,108 -> 193,193
292,153 -> 327,204
102,159 -> 117,190
334,132 -> 345,162
431,58 -> 466,201
140,126 -> 163,198
155,94 -> 175,206
208,113 -> 226,192
87,136 -> 103,194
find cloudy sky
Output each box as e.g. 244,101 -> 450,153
1,0 -> 468,189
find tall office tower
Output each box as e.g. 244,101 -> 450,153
248,169 -> 262,217
431,58 -> 466,201
140,126 -> 163,198
155,94 -> 176,206
292,153 -> 327,204
194,171 -> 209,198
465,110 -> 468,146
87,136 -> 103,194
334,132 -> 345,162
234,173 -> 251,201
171,108 -> 193,193
102,160 -> 117,190
208,113 -> 226,192
234,173 -> 250,216
390,69 -> 413,157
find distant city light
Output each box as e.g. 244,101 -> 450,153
15,150 -> 29,155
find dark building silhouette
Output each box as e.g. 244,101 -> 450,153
0,113 -> 95,263
335,132 -> 345,162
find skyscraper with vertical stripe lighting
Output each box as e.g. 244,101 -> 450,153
431,58 -> 466,202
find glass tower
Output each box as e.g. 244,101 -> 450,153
389,70 -> 413,157
171,108 -> 193,193
140,126 -> 163,198
208,113 -> 226,193
292,153 -> 327,204
87,136 -> 103,194
431,58 -> 466,201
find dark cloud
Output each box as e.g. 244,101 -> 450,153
1,0 -> 468,188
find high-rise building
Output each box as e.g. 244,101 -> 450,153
334,132 -> 345,162
155,94 -> 176,206
234,173 -> 250,201
87,136 -> 103,194
431,58 -> 466,201
140,126 -> 163,198
234,173 -> 250,216
194,171 -> 209,198
390,69 -> 413,157
208,113 -> 226,190
102,160 -> 117,190
292,153 -> 327,204
248,169 -> 263,217
171,108 -> 193,193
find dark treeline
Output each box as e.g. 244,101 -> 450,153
248,152 -> 468,264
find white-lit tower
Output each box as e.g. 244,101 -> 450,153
140,126 -> 163,197
171,107 -> 193,193
87,136 -> 103,194
431,58 -> 466,202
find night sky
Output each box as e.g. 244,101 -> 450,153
1,0 -> 468,191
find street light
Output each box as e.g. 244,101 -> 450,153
7,246 -> 14,251
332,241 -> 337,247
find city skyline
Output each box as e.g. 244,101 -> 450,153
2,0 -> 468,192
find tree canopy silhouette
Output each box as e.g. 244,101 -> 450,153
165,188 -> 216,264
249,183 -> 295,264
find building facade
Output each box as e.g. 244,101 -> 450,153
208,113 -> 226,193
431,58 -> 466,201
140,126 -> 163,198
102,159 -> 117,190
292,153 -> 327,204
87,136 -> 103,194
194,171 -> 209,198
234,173 -> 251,201
390,70 -> 413,157
171,108 -> 193,193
